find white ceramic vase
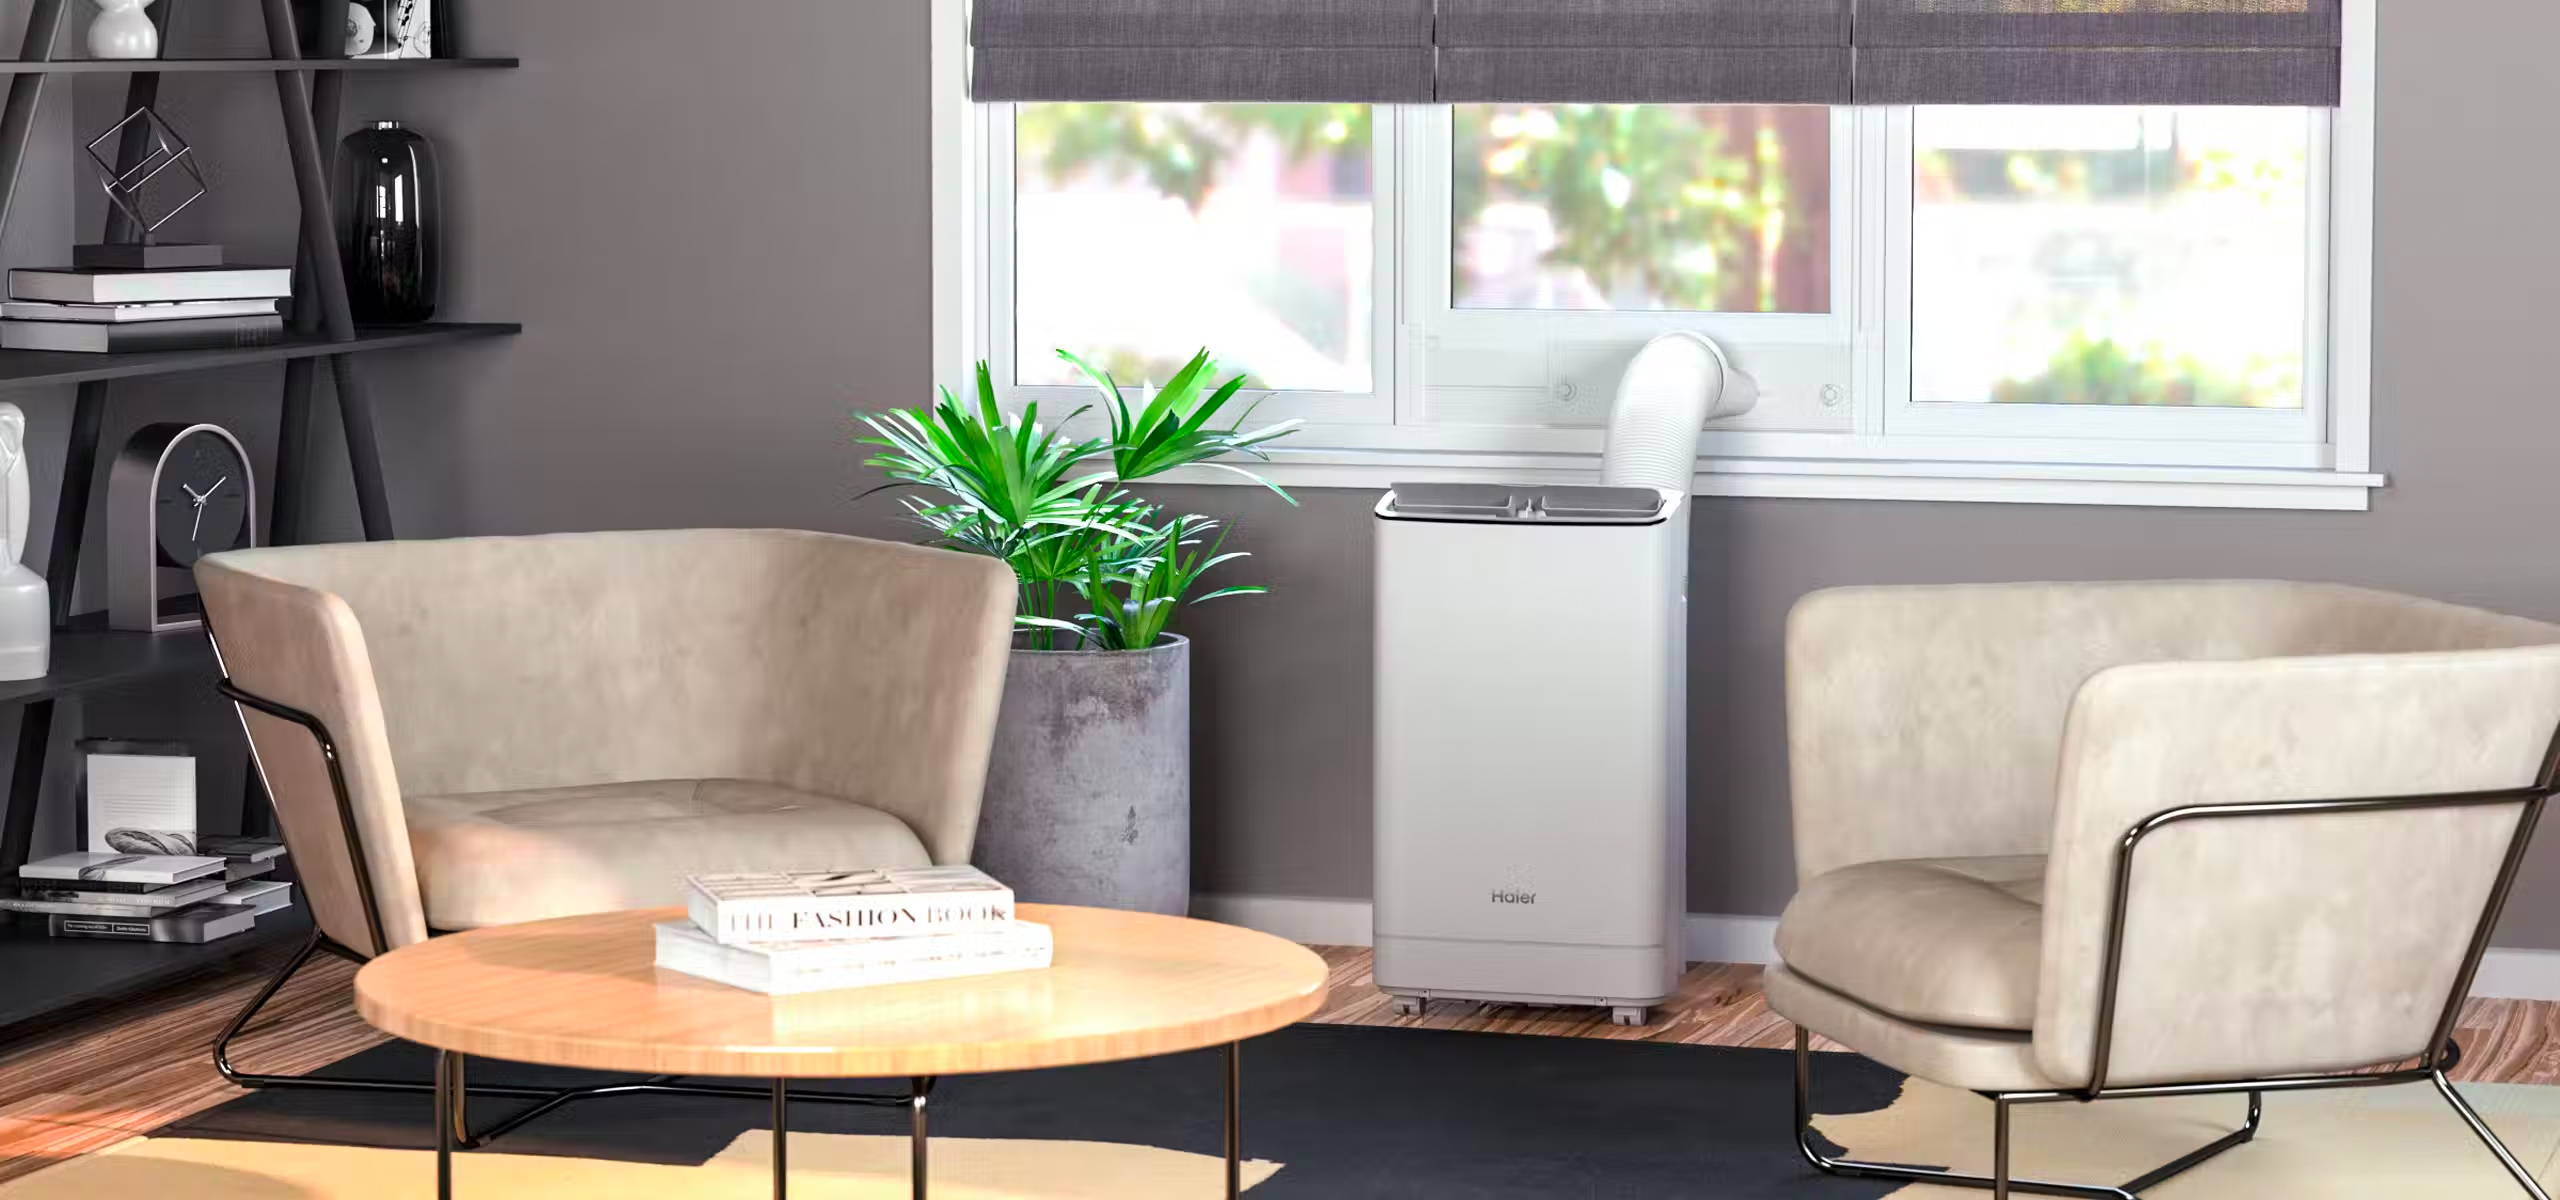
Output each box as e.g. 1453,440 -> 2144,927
87,0 -> 158,61
0,404 -> 48,682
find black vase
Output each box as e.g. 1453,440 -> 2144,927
336,121 -> 440,324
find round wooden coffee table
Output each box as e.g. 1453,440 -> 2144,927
354,903 -> 1329,1199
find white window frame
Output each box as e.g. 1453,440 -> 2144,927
929,0 -> 2381,510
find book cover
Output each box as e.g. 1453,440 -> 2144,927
0,876 -> 228,916
205,879 -> 293,915
21,851 -> 224,886
81,740 -> 195,854
653,919 -> 1053,996
223,860 -> 277,883
0,299 -> 279,323
685,865 -> 1014,945
8,266 -> 294,305
0,874 -> 189,895
49,903 -> 256,943
196,835 -> 287,862
2,314 -> 286,354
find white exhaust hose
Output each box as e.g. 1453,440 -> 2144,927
1598,331 -> 1760,492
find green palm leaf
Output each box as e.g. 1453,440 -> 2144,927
1062,348 -> 1303,501
856,354 -> 1292,649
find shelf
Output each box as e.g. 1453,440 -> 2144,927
0,57 -> 517,74
0,904 -> 305,1033
0,321 -> 520,390
0,616 -> 216,708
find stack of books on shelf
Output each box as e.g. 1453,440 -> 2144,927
0,837 -> 295,944
2,256 -> 291,354
657,865 -> 1051,995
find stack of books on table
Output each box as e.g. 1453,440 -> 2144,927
657,865 -> 1051,995
1,260 -> 291,354
0,838 -> 295,944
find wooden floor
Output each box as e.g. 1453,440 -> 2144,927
1,943 -> 2556,1185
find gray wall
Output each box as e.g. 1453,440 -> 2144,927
86,1 -> 2560,947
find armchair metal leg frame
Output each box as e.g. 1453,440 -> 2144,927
1791,760 -> 2560,1200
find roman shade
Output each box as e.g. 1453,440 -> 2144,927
1856,1 -> 2343,106
1436,0 -> 1853,104
971,0 -> 1437,102
969,1 -> 2344,107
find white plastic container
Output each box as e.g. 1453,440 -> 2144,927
1371,483 -> 1688,1025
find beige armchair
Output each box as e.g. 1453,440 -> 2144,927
1771,581 -> 2560,1199
195,529 -> 1015,1095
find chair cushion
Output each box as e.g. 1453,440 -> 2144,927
1761,964 -> 2061,1093
405,778 -> 933,929
1774,855 -> 2045,1032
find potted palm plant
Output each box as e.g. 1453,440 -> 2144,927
859,349 -> 1295,914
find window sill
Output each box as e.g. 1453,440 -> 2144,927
1151,448 -> 2387,512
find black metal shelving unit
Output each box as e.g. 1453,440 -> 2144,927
0,56 -> 518,73
0,322 -> 520,389
0,0 -> 519,1032
0,904 -> 310,1030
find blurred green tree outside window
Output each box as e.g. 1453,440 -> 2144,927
1005,102 -> 2314,411
1451,104 -> 1829,314
1012,102 -> 1831,396
1913,107 -> 2313,409
1014,103 -> 1376,393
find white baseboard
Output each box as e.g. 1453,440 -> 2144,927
2473,946 -> 2560,1002
1190,893 -> 1377,949
1194,893 -> 2560,1002
1684,913 -> 1779,966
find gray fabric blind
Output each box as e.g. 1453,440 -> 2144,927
1856,1 -> 2343,106
971,0 -> 1436,102
1437,0 -> 1853,104
971,1 -> 2343,107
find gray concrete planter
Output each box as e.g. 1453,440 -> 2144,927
973,635 -> 1190,915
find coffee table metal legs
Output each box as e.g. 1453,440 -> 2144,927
773,1079 -> 788,1199
1225,1041 -> 1242,1198
910,1075 -> 934,1199
428,1047 -> 1245,1198
900,1046 -> 1240,1199
434,1050 -> 459,1200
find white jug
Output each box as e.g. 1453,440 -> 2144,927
0,403 -> 50,682
87,0 -> 159,61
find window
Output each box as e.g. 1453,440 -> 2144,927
1404,105 -> 1853,436
941,19 -> 2377,509
1010,103 -> 1378,394
1878,104 -> 2339,467
1906,108 -> 2313,412
1448,104 -> 1831,315
991,102 -> 1395,428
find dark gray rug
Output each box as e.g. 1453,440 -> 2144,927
169,1023 -> 1907,1198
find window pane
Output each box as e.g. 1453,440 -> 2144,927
1452,105 -> 1832,314
1912,107 -> 2313,409
1013,103 -> 1374,392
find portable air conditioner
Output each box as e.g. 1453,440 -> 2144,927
1370,332 -> 1751,1024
